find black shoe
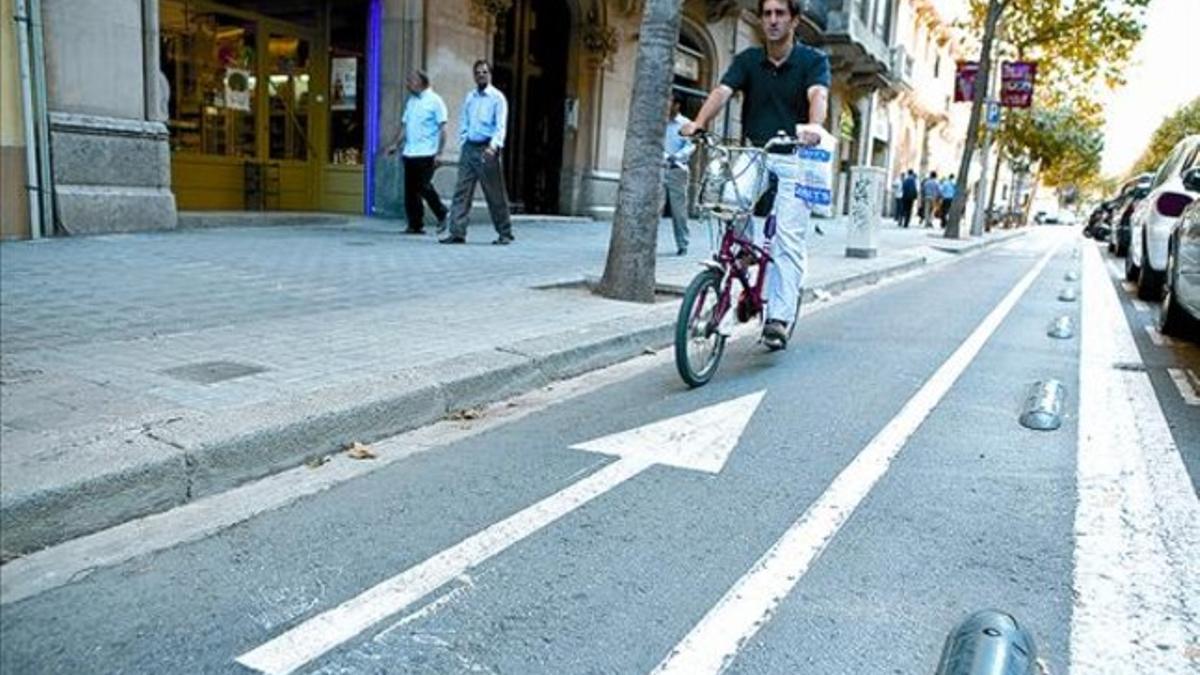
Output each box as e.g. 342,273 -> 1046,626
677,247 -> 688,256
762,319 -> 788,351
492,235 -> 514,245
438,236 -> 466,244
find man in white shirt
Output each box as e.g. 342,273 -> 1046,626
663,96 -> 696,256
387,70 -> 448,234
441,60 -> 514,245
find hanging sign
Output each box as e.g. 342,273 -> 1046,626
1000,61 -> 1036,108
331,57 -> 358,111
224,68 -> 252,112
954,61 -> 979,103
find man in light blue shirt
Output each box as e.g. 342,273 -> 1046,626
441,60 -> 513,245
939,174 -> 956,227
388,70 -> 448,234
663,96 -> 695,255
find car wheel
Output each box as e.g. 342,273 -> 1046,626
1124,243 -> 1139,281
1160,249 -> 1199,339
1136,237 -> 1165,301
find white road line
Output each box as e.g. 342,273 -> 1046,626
1131,299 -> 1152,313
651,240 -> 1062,675
1167,368 -> 1200,406
237,457 -> 653,675
1070,245 -> 1200,674
237,392 -> 765,675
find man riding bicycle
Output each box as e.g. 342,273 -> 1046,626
682,0 -> 830,350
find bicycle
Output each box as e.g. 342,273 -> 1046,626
673,132 -> 811,388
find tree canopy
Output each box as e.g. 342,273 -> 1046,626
965,0 -> 1148,190
1130,97 -> 1200,177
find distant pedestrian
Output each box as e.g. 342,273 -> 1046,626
891,174 -> 902,224
899,169 -> 918,228
441,60 -> 514,245
921,171 -> 940,228
939,174 -> 957,227
388,70 -> 448,235
663,96 -> 696,256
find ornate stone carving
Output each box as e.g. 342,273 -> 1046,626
705,0 -> 741,22
582,7 -> 619,68
468,0 -> 513,30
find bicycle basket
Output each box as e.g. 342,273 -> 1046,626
697,147 -> 768,218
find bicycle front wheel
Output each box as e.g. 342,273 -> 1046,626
675,269 -> 727,388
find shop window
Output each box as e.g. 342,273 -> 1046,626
161,1 -> 257,157
267,34 -> 311,161
328,2 -> 367,166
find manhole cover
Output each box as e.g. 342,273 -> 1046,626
162,360 -> 268,384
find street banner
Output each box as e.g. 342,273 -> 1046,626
1001,61 -> 1037,108
954,61 -> 979,103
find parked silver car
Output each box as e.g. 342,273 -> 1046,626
1128,134 -> 1200,300
1160,200 -> 1200,339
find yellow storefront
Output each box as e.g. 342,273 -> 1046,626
160,0 -> 376,213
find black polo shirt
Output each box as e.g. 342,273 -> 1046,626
720,43 -> 831,146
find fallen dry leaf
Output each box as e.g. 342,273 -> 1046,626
305,455 -> 330,469
346,441 -> 377,460
449,408 -> 484,421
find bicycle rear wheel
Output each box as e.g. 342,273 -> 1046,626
675,269 -> 727,387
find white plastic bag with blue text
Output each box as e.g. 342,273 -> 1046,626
791,126 -> 837,218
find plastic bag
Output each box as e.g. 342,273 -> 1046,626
791,125 -> 837,218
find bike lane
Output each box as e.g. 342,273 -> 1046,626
1,232 -> 1071,674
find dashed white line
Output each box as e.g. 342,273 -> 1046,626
1166,368 -> 1200,406
1070,244 -> 1200,674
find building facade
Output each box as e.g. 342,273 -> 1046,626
2,0 -> 911,238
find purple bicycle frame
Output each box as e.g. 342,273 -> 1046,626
700,213 -> 779,329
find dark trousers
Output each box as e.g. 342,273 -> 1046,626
899,196 -> 915,228
449,142 -> 512,239
403,155 -> 447,232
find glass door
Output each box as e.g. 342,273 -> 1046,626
261,27 -> 316,209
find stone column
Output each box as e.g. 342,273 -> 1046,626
41,0 -> 175,234
846,164 -> 885,258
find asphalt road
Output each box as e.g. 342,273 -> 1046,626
2,227 -> 1196,675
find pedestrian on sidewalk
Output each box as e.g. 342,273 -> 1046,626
891,174 -> 902,223
663,95 -> 696,256
441,60 -> 514,245
921,171 -> 940,228
387,70 -> 449,235
899,169 -> 917,228
682,0 -> 830,351
939,173 -> 956,228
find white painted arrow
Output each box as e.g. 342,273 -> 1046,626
236,391 -> 765,675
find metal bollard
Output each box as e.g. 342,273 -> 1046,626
934,609 -> 1037,675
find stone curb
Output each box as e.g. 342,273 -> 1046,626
0,229 -> 1026,556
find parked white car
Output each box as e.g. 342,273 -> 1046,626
1127,134 -> 1200,300
1160,200 -> 1200,339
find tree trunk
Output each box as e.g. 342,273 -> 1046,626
596,0 -> 684,302
945,0 -> 1005,239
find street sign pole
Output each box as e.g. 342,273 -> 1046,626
945,0 -> 1006,239
971,99 -> 1001,237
